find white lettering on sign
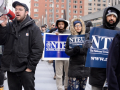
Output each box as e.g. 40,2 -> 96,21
46,41 -> 66,51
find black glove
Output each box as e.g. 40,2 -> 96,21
83,40 -> 92,48
73,46 -> 80,53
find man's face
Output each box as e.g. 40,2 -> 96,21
51,24 -> 55,28
58,22 -> 65,30
106,14 -> 117,25
41,27 -> 46,32
15,5 -> 28,22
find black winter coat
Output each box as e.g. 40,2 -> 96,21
65,18 -> 90,78
65,37 -> 89,78
107,34 -> 120,90
89,6 -> 120,87
0,15 -> 44,72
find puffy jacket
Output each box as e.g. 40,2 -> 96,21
65,18 -> 89,77
89,6 -> 120,87
0,15 -> 44,72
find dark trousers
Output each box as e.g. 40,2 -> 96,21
0,69 -> 4,86
7,71 -> 35,90
53,60 -> 56,74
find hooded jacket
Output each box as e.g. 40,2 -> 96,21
107,34 -> 120,90
54,18 -> 70,34
65,18 -> 89,77
0,15 -> 44,72
89,7 -> 120,87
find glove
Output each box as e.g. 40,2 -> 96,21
83,40 -> 92,48
73,46 -> 80,53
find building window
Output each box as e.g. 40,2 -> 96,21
49,19 -> 52,23
88,12 -> 92,14
88,3 -> 92,6
61,15 -> 63,18
73,5 -> 77,8
80,1 -> 82,3
62,0 -> 64,2
61,5 -> 64,8
56,9 -> 59,13
34,14 -> 38,17
94,0 -> 95,1
49,14 -> 52,18
56,0 -> 59,2
73,0 -> 77,3
97,4 -> 101,6
88,7 -> 92,10
80,6 -> 82,9
49,4 -> 52,7
49,9 -> 52,12
73,15 -> 77,18
34,0 -> 39,1
49,0 -> 53,2
34,3 -> 39,7
98,0 -> 101,2
69,0 -> 71,3
94,8 -> 95,10
73,10 -> 77,14
80,11 -> 82,14
69,5 -> 71,8
103,0 -> 106,2
45,0 -> 47,1
56,4 -> 59,8
94,3 -> 96,6
97,8 -> 101,11
45,4 -> 47,7
103,4 -> 106,6
61,10 -> 64,13
56,15 -> 59,18
34,9 -> 38,12
69,10 -> 71,13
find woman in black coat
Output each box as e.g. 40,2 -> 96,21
65,18 -> 89,90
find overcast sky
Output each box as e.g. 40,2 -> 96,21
7,0 -> 31,14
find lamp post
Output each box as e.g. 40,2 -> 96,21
66,0 -> 69,21
52,1 -> 54,23
46,10 -> 47,25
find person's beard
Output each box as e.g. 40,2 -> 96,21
108,19 -> 115,25
17,13 -> 26,22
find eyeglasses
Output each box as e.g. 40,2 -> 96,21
15,8 -> 24,12
75,25 -> 81,27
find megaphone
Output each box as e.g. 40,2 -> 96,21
0,0 -> 15,20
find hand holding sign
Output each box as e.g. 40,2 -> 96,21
83,40 -> 92,48
73,46 -> 80,54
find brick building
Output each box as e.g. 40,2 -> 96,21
30,0 -> 84,27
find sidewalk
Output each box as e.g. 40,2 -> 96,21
4,60 -> 91,90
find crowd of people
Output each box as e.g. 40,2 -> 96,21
0,1 -> 120,90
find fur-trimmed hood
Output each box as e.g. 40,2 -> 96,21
70,18 -> 86,35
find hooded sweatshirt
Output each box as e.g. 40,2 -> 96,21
89,6 -> 120,87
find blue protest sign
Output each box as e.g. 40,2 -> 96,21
85,27 -> 120,68
42,33 -> 70,60
69,35 -> 85,48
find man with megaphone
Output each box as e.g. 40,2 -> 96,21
0,1 -> 44,90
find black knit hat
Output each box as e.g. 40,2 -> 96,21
12,1 -> 29,11
106,8 -> 118,18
